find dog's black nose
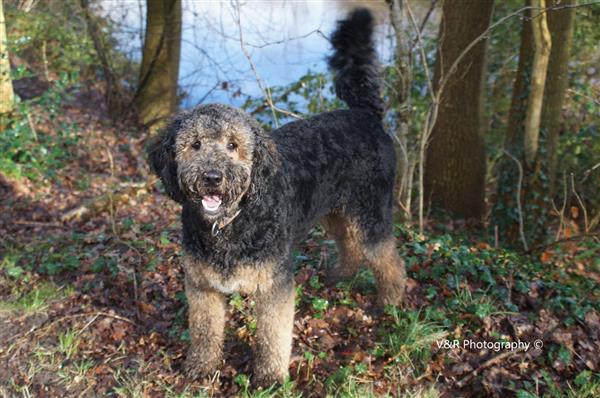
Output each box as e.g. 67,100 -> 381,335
202,170 -> 223,186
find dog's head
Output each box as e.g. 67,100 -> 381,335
147,104 -> 273,222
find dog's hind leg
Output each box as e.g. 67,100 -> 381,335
322,213 -> 365,284
253,278 -> 295,386
324,212 -> 406,306
364,237 -> 406,307
184,275 -> 227,379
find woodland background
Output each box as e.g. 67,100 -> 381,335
0,0 -> 599,397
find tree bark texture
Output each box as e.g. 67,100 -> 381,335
424,0 -> 494,219
135,0 -> 181,129
0,0 -> 14,114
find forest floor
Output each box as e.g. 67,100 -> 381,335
1,83 -> 600,398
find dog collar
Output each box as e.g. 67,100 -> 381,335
211,209 -> 242,236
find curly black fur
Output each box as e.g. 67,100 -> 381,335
329,8 -> 383,117
147,8 -> 404,386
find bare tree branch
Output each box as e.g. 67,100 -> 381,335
232,1 -> 301,125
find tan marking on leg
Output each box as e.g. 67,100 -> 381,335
322,213 -> 364,282
253,280 -> 295,386
184,274 -> 227,379
364,238 -> 406,307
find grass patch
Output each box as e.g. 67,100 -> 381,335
447,284 -> 501,319
376,308 -> 447,376
57,329 -> 80,360
0,281 -> 73,313
325,376 -> 379,398
234,374 -> 300,398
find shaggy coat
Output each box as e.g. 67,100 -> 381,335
147,8 -> 406,386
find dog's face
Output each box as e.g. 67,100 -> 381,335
148,104 -> 268,222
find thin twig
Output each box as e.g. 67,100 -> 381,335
6,311 -> 137,347
530,231 -> 600,253
233,1 -> 303,126
77,313 -> 101,336
15,220 -> 62,227
589,212 -> 600,232
211,27 -> 327,49
456,350 -> 519,388
409,0 -> 439,52
571,173 -> 589,232
567,88 -> 600,107
105,146 -> 118,237
582,161 -> 600,183
405,0 -> 440,234
26,112 -> 38,142
503,150 -> 529,251
41,40 -> 50,82
554,174 -> 568,241
405,1 -> 435,102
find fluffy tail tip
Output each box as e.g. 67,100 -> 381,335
328,8 -> 383,117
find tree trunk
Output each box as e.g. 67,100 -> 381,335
135,0 -> 181,130
523,0 -> 551,166
424,0 -> 494,219
543,0 -> 576,193
80,0 -> 124,122
0,0 -> 14,114
493,0 -> 575,247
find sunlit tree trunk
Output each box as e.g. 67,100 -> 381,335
523,0 -> 551,165
424,0 -> 494,220
135,0 -> 181,130
493,0 -> 573,248
0,0 -> 14,114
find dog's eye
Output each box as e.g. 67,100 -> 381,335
191,141 -> 202,150
226,142 -> 238,151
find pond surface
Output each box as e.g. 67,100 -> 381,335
101,0 -> 432,109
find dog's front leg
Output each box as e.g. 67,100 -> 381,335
184,275 -> 226,379
253,280 -> 295,386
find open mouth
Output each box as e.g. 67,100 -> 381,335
201,194 -> 223,213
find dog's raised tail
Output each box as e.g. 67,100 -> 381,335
328,8 -> 383,118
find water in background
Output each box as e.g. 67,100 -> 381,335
100,0 -> 424,109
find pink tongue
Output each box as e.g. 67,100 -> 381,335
203,195 -> 221,205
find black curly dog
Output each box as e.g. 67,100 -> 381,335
148,8 -> 406,386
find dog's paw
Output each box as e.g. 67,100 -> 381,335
184,351 -> 221,380
377,283 -> 405,308
251,369 -> 286,389
251,359 -> 288,388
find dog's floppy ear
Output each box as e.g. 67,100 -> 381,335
147,118 -> 186,203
